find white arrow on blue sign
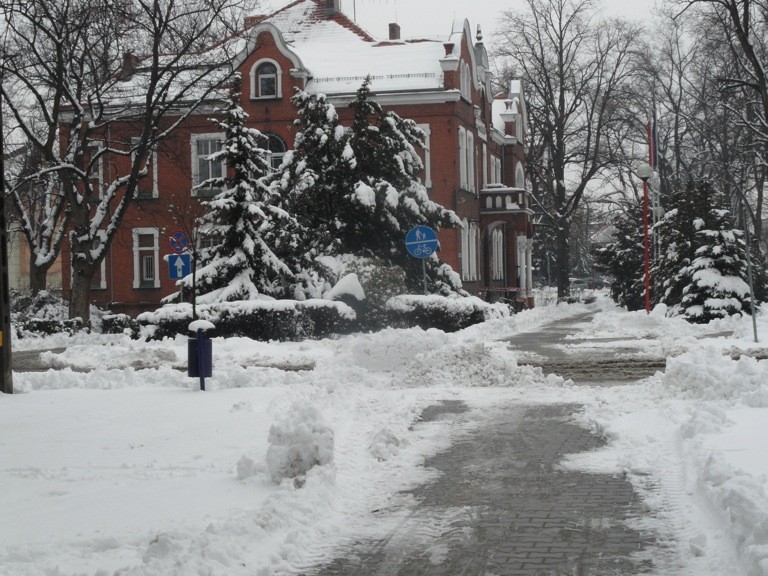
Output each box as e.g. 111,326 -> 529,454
169,253 -> 191,280
405,225 -> 439,259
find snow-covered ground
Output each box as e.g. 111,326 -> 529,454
2,293 -> 768,575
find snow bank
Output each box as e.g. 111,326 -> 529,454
660,348 -> 768,406
402,341 -> 564,388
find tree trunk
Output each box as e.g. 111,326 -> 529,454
556,222 -> 571,299
28,253 -> 50,295
69,264 -> 92,326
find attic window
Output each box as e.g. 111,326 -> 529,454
250,58 -> 282,99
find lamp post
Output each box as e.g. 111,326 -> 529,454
636,163 -> 654,314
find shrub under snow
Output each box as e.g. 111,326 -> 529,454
138,299 -> 355,341
386,294 -> 510,332
266,401 -> 334,483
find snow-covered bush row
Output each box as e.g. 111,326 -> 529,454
386,294 -> 510,332
137,299 -> 356,341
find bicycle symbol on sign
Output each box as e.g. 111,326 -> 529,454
412,244 -> 433,257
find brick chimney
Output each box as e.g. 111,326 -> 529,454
244,14 -> 264,28
325,0 -> 340,16
388,23 -> 401,40
119,52 -> 140,81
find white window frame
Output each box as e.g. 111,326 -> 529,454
460,62 -> 472,101
132,227 -> 160,289
468,222 -> 479,281
516,164 -> 525,189
461,218 -> 470,280
131,138 -> 158,198
264,132 -> 287,172
191,132 -> 225,196
482,143 -> 488,189
458,126 -> 467,190
416,123 -> 432,188
249,58 -> 282,99
87,141 -> 105,198
492,155 -> 502,184
492,228 -> 505,281
91,230 -> 107,290
461,220 -> 479,282
466,131 -> 475,194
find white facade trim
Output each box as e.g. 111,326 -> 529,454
327,90 -> 462,107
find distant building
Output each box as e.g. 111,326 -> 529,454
60,0 -> 534,315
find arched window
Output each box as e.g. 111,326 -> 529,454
264,133 -> 287,170
516,164 -> 525,189
250,59 -> 281,99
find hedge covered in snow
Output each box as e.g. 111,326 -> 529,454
386,294 -> 510,332
137,299 -> 356,341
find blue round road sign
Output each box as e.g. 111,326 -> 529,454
406,225 -> 439,259
169,231 -> 189,254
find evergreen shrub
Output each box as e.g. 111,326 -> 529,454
386,295 -> 509,332
102,314 -> 140,337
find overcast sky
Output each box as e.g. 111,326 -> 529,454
264,0 -> 662,41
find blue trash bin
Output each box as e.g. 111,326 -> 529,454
188,332 -> 212,378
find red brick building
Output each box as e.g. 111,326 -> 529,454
61,0 -> 534,316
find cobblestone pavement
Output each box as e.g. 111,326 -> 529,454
310,311 -> 660,576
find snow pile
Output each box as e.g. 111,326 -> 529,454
402,340 -> 563,388
660,348 -> 768,406
324,273 -> 365,301
266,401 -> 335,483
368,429 -> 404,461
579,303 -> 708,340
39,344 -> 179,371
334,327 -> 453,371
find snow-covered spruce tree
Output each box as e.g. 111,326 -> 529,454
180,76 -> 292,302
345,77 -> 461,293
267,89 -> 356,297
594,208 -> 645,311
651,180 -> 699,313
679,181 -> 753,323
273,79 -> 461,295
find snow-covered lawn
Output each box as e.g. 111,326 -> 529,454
2,294 -> 768,575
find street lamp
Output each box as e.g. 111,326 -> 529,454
636,163 -> 654,314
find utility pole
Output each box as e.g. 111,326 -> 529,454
0,74 -> 13,394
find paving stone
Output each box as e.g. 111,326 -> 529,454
308,313 -> 664,576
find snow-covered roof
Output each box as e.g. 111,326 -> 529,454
253,0 -> 451,94
101,0 -> 500,108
